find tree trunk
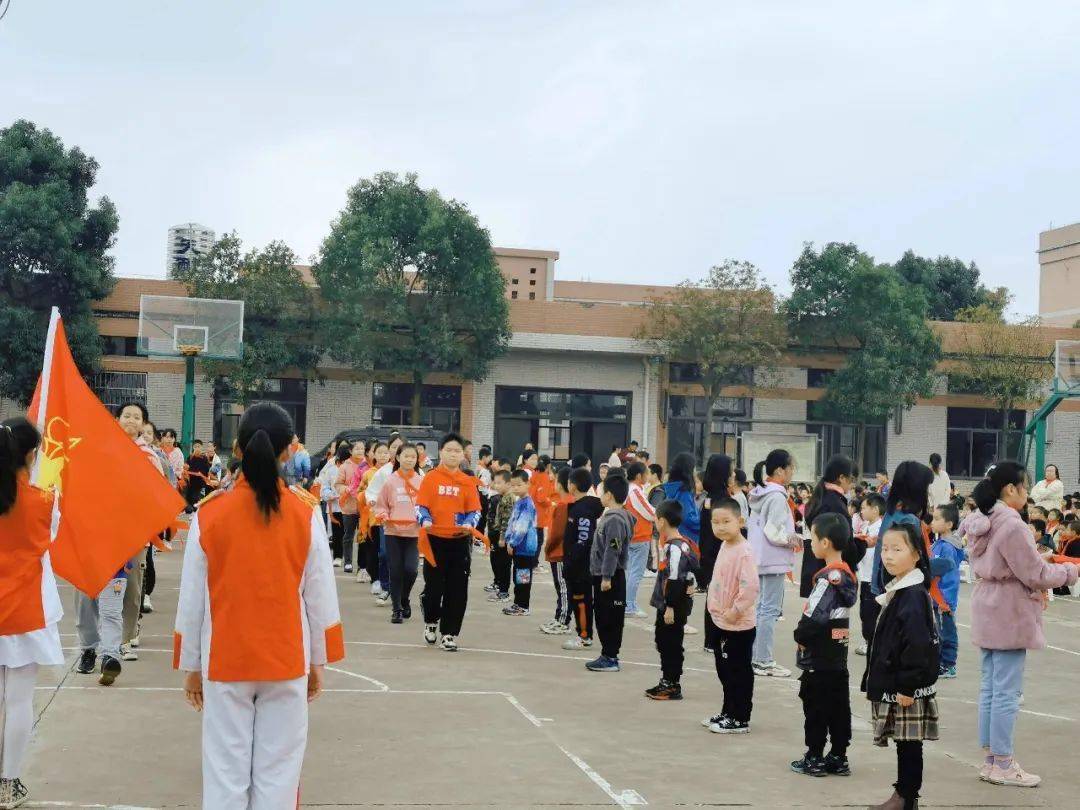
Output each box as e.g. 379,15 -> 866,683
410,371 -> 424,426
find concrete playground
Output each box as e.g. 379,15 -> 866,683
22,538 -> 1080,809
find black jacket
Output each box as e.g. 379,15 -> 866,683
861,572 -> 940,703
563,496 -> 605,573
794,563 -> 858,673
801,488 -> 865,597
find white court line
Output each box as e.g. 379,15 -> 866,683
325,665 -> 390,692
956,622 -> 1080,657
558,746 -> 647,808
33,803 -> 159,809
503,693 -> 543,727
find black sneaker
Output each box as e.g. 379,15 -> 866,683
644,679 -> 683,700
76,649 -> 97,675
99,656 -> 121,686
391,610 -> 403,624
823,753 -> 851,776
790,754 -> 828,777
709,716 -> 749,734
401,603 -> 412,619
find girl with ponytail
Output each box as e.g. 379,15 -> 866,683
959,461 -> 1078,788
175,403 -> 344,808
0,417 -> 63,808
801,454 -> 857,597
746,448 -> 798,677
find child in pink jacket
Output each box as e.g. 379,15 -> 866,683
704,498 -> 759,734
373,444 -> 424,624
960,461 -> 1078,789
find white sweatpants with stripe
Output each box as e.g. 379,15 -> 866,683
202,676 -> 308,810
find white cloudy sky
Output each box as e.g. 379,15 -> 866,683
4,1 -> 1078,316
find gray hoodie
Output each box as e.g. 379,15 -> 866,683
590,507 -> 635,579
747,482 -> 799,575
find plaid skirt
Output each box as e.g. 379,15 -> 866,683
870,698 -> 939,746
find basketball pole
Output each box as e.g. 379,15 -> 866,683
181,353 -> 196,456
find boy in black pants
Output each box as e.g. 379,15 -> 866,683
486,470 -> 514,602
563,467 -> 604,650
791,513 -> 858,777
645,499 -> 699,700
586,473 -> 634,672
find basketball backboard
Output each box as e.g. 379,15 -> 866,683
1054,340 -> 1080,394
138,295 -> 244,359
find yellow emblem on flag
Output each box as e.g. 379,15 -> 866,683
36,416 -> 82,493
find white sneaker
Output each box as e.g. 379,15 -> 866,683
642,569 -> 657,578
540,621 -> 571,635
624,608 -> 648,619
120,644 -> 138,662
333,558 -> 343,568
684,625 -> 699,635
752,660 -> 790,678
130,635 -> 140,649
141,595 -> 153,613
0,777 -> 30,808
987,761 -> 1041,787
440,634 -> 458,652
855,643 -> 868,656
355,569 -> 370,583
374,593 -> 391,607
370,582 -> 384,595
424,624 -> 438,645
562,636 -> 584,650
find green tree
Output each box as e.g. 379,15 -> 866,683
639,259 -> 786,408
172,233 -> 322,404
313,172 -> 511,424
786,243 -> 942,460
891,250 -> 1007,321
0,120 -> 118,403
949,312 -> 1053,460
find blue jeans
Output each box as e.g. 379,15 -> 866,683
940,610 -> 958,668
979,648 -> 1026,755
624,543 -> 650,613
752,573 -> 786,665
378,529 -> 390,591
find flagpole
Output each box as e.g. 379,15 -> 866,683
30,307 -> 61,485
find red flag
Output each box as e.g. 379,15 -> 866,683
28,309 -> 186,597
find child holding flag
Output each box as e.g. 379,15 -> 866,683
0,418 -> 62,809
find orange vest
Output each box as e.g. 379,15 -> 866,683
416,465 -> 481,534
190,480 -> 341,681
0,479 -> 54,635
529,472 -> 557,531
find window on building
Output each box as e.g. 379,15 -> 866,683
511,291 -> 518,299
372,383 -> 461,432
529,279 -> 536,286
805,401 -> 886,478
215,377 -> 307,452
530,267 -> 537,274
100,336 -> 139,357
806,368 -> 834,389
528,292 -> 536,300
667,363 -> 753,386
91,372 -> 148,410
946,407 -> 1026,477
512,278 -> 518,285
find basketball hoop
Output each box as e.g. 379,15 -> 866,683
178,345 -> 203,357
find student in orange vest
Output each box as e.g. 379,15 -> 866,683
174,403 -> 344,809
0,418 -> 62,809
416,432 -> 482,652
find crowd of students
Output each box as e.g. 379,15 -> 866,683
3,403 -> 1080,810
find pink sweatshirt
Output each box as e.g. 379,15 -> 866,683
962,501 -> 1079,650
374,469 -> 423,538
707,539 -> 760,631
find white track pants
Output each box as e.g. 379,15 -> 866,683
0,664 -> 38,779
202,676 -> 308,810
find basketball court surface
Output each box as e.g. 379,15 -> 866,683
23,535 -> 1080,808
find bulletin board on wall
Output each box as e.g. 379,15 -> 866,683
739,432 -> 819,483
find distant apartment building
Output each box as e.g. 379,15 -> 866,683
166,223 -> 215,274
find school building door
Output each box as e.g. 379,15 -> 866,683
493,387 -> 630,464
